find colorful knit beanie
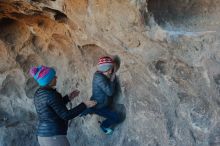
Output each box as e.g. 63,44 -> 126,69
29,65 -> 56,87
98,56 -> 114,72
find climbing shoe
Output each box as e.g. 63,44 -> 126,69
100,126 -> 113,135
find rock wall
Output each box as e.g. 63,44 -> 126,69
0,0 -> 220,146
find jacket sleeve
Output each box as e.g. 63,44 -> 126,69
95,74 -> 116,96
62,95 -> 70,105
47,92 -> 87,121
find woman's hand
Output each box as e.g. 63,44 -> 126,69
68,90 -> 80,100
83,100 -> 97,108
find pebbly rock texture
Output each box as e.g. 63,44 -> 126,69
0,0 -> 220,146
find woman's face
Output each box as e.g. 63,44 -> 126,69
50,76 -> 57,87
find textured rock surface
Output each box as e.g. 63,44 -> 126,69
0,0 -> 220,146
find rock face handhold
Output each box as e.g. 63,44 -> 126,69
0,0 -> 220,146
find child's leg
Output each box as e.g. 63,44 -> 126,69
93,107 -> 120,128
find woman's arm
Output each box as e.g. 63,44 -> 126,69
47,93 -> 86,121
62,95 -> 70,105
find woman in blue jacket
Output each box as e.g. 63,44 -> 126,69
30,65 -> 96,146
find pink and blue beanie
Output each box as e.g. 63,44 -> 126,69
98,56 -> 114,72
29,65 -> 56,87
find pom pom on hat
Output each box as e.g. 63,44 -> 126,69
29,67 -> 39,77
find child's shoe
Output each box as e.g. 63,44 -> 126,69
100,126 -> 113,135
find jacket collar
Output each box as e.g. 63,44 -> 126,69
40,86 -> 56,91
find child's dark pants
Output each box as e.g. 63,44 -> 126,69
90,107 -> 120,128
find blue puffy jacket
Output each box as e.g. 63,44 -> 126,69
34,87 -> 86,137
91,71 -> 116,109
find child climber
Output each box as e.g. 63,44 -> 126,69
82,56 -> 121,134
